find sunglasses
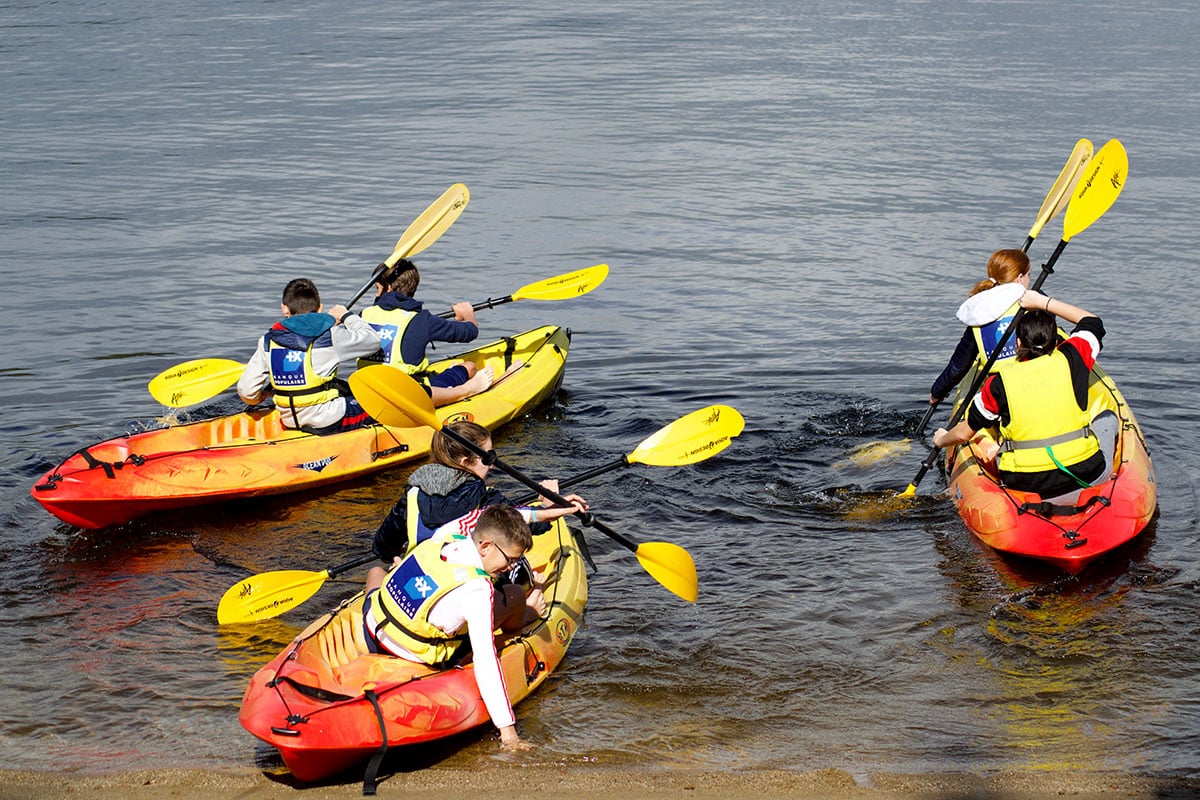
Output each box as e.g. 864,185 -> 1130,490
493,542 -> 525,570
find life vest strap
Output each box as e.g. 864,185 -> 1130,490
998,425 -> 1093,453
272,381 -> 336,399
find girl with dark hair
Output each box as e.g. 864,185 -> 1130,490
933,290 -> 1108,498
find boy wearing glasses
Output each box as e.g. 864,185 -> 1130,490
361,504 -> 542,750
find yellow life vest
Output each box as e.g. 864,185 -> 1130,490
400,485 -> 443,558
997,349 -> 1098,474
370,534 -> 488,665
358,305 -> 428,374
971,300 -> 1020,377
266,337 -> 339,409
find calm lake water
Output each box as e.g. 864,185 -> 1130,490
3,0 -> 1199,781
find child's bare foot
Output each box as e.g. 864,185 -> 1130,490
462,365 -> 494,397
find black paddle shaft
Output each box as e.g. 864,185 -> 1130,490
439,426 -> 642,555
327,552 -> 379,576
907,239 -> 1066,492
345,262 -> 391,311
436,294 -> 517,320
512,456 -> 629,506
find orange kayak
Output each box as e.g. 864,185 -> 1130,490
32,326 -> 570,529
238,517 -> 587,785
944,362 -> 1156,573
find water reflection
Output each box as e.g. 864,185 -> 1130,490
928,516 -> 1172,771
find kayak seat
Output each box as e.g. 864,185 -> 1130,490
318,606 -> 370,669
1090,410 -> 1119,482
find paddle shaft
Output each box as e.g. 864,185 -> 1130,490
915,402 -> 939,436
907,240 -> 1065,492
345,261 -> 485,323
345,264 -> 389,311
326,552 -> 379,578
513,456 -> 629,506
440,425 -> 642,554
437,294 -> 517,319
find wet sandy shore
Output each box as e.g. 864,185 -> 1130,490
2,767 -> 1198,800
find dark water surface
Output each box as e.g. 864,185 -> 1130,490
3,0 -> 1199,780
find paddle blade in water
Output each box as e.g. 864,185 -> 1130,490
1063,139 -> 1128,242
1027,138 -> 1093,242
348,365 -> 441,429
628,404 -> 746,467
834,438 -> 913,470
635,541 -> 699,603
512,263 -> 609,301
848,492 -> 915,521
390,183 -> 470,263
217,569 -> 330,625
148,358 -> 244,408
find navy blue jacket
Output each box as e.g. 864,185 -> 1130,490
372,473 -> 552,561
930,328 -> 978,402
374,292 -> 478,367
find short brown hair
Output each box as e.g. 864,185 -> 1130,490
383,259 -> 420,297
473,505 -> 532,552
282,278 -> 321,314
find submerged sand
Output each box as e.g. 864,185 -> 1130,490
1,767 -> 1197,800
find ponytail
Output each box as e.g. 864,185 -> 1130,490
968,249 -> 1031,297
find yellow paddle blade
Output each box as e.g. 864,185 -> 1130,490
216,569 -> 330,625
348,364 -> 441,429
834,438 -> 913,470
635,541 -> 698,603
1027,138 -> 1093,241
388,183 -> 470,265
1063,139 -> 1128,243
628,405 -> 745,467
512,264 -> 609,301
148,358 -> 244,408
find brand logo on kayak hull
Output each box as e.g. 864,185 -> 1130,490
294,455 -> 337,472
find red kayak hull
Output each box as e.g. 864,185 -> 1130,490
944,364 -> 1156,574
237,518 -> 587,783
32,326 -> 569,529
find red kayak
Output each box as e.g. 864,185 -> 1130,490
944,362 -> 1156,573
238,518 -> 587,785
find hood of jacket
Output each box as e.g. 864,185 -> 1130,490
409,462 -> 474,497
956,283 -> 1025,327
377,292 -> 423,313
277,312 -> 336,338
